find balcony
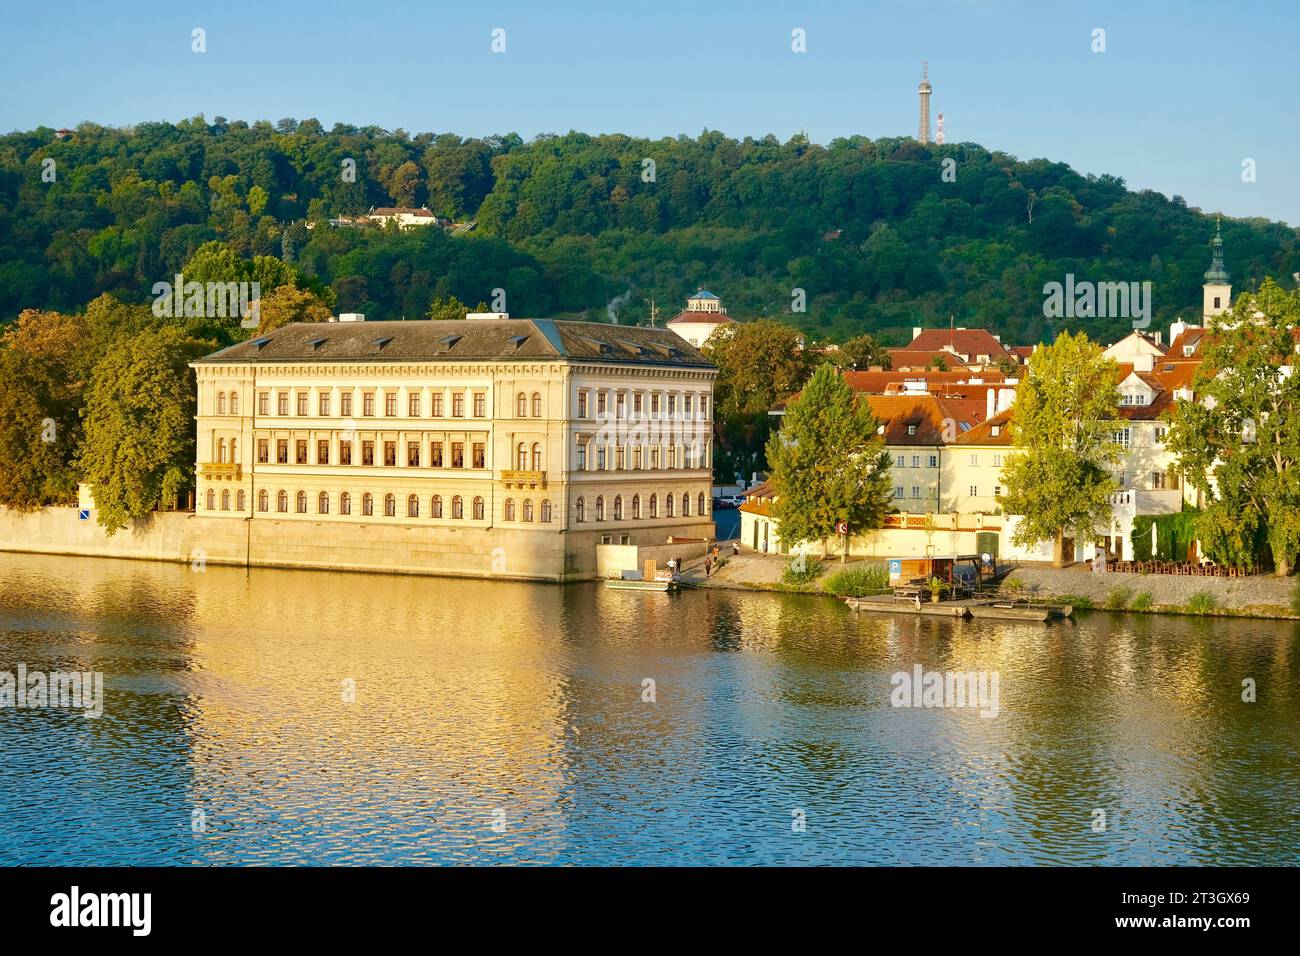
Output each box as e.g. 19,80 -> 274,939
200,462 -> 242,480
501,470 -> 547,490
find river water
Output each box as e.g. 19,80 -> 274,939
0,551 -> 1296,866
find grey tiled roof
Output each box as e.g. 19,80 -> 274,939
193,319 -> 714,368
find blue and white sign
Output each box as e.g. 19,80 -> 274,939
889,559 -> 902,580
78,509 -> 90,521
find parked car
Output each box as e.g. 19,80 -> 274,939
720,494 -> 744,508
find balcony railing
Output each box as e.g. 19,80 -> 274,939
200,462 -> 242,480
501,469 -> 546,489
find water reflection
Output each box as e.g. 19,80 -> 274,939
0,552 -> 1296,865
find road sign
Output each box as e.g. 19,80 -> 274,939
78,509 -> 90,521
835,520 -> 848,536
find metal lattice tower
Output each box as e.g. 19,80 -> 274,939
918,61 -> 932,144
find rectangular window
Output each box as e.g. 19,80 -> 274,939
651,446 -> 660,469
911,455 -> 920,468
407,441 -> 420,467
472,442 -> 485,468
969,454 -> 978,466
277,439 -> 288,464
258,393 -> 269,416
1154,426 -> 1167,443
993,454 -> 1003,467
452,393 -> 464,417
597,446 -> 606,470
297,393 -> 309,417
431,442 -> 443,467
317,440 -> 329,464
451,442 -> 464,468
633,447 -> 642,470
578,392 -> 589,418
667,446 -> 676,468
615,446 -> 625,470
597,392 -> 607,417
634,394 -> 643,415
473,393 -> 485,417
340,440 -> 352,465
319,393 -> 331,417
384,441 -> 396,466
928,455 -> 938,468
408,393 -> 421,417
384,393 -> 397,417
651,394 -> 660,415
894,486 -> 905,499
577,443 -> 587,470
257,439 -> 269,464
969,485 -> 978,497
994,485 -> 1002,498
341,392 -> 352,417
895,454 -> 905,467
668,395 -> 677,416
432,393 -> 443,417
684,396 -> 693,417
362,441 -> 374,466
1113,428 -> 1131,448
363,393 -> 375,417
911,486 -> 921,498
296,440 -> 308,464
277,393 -> 289,416
701,396 -> 709,419
616,393 -> 626,418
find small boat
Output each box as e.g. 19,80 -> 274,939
967,601 -> 1073,622
604,572 -> 678,592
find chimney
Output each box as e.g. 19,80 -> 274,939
912,326 -> 923,342
985,389 -> 995,421
997,388 -> 1014,413
1170,319 -> 1187,346
1154,331 -> 1163,346
1134,354 -> 1154,372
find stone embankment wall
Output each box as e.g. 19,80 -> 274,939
1007,565 -> 1296,614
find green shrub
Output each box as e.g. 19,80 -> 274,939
1059,594 -> 1094,610
1104,587 -> 1132,610
1187,591 -> 1218,615
823,563 -> 890,597
1130,591 -> 1154,612
781,555 -> 823,587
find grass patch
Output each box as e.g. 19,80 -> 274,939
1057,594 -> 1094,610
1187,591 -> 1218,615
823,563 -> 891,597
780,556 -> 823,587
1130,591 -> 1154,612
1104,586 -> 1132,610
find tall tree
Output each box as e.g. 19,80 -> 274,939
765,364 -> 893,559
998,330 -> 1121,566
1165,279 -> 1300,574
828,332 -> 891,370
78,327 -> 212,533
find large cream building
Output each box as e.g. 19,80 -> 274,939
190,316 -> 717,581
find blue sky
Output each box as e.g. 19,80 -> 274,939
2,0 -> 1296,224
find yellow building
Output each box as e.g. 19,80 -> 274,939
190,317 -> 717,581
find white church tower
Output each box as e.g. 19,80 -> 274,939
1203,218 -> 1232,322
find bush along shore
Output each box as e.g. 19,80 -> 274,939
695,553 -> 1300,620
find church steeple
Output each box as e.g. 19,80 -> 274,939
1204,217 -> 1230,284
1202,217 -> 1232,321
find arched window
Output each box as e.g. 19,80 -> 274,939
516,442 -> 528,470
595,496 -> 605,521
665,493 -> 674,517
613,495 -> 623,520
504,498 -> 516,521
698,493 -> 707,516
632,494 -> 640,519
220,490 -> 230,510
384,494 -> 396,517
541,499 -> 552,523
296,491 -> 307,514
516,392 -> 528,417
473,496 -> 484,520
229,392 -> 238,415
217,438 -> 227,463
230,439 -> 237,464
649,493 -> 658,518
236,490 -> 245,512
340,492 -> 351,515
407,494 -> 419,518
362,493 -> 373,516
531,392 -> 541,417
319,492 -> 330,514
277,490 -> 288,513
206,489 -> 215,511
217,393 -> 227,415
531,442 -> 542,471
681,493 -> 690,517
258,489 -> 268,512
523,498 -> 534,522
432,495 -> 443,518
575,497 -> 585,522
452,495 -> 463,519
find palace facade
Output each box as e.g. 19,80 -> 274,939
190,316 -> 717,581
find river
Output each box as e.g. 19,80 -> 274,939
1,551 -> 1296,865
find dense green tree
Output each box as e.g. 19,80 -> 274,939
78,327 -> 212,533
1165,279 -> 1300,574
998,330 -> 1122,566
765,364 -> 893,559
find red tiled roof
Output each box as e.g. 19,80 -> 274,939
907,328 -> 1016,364
954,408 -> 1014,446
371,207 -> 435,217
